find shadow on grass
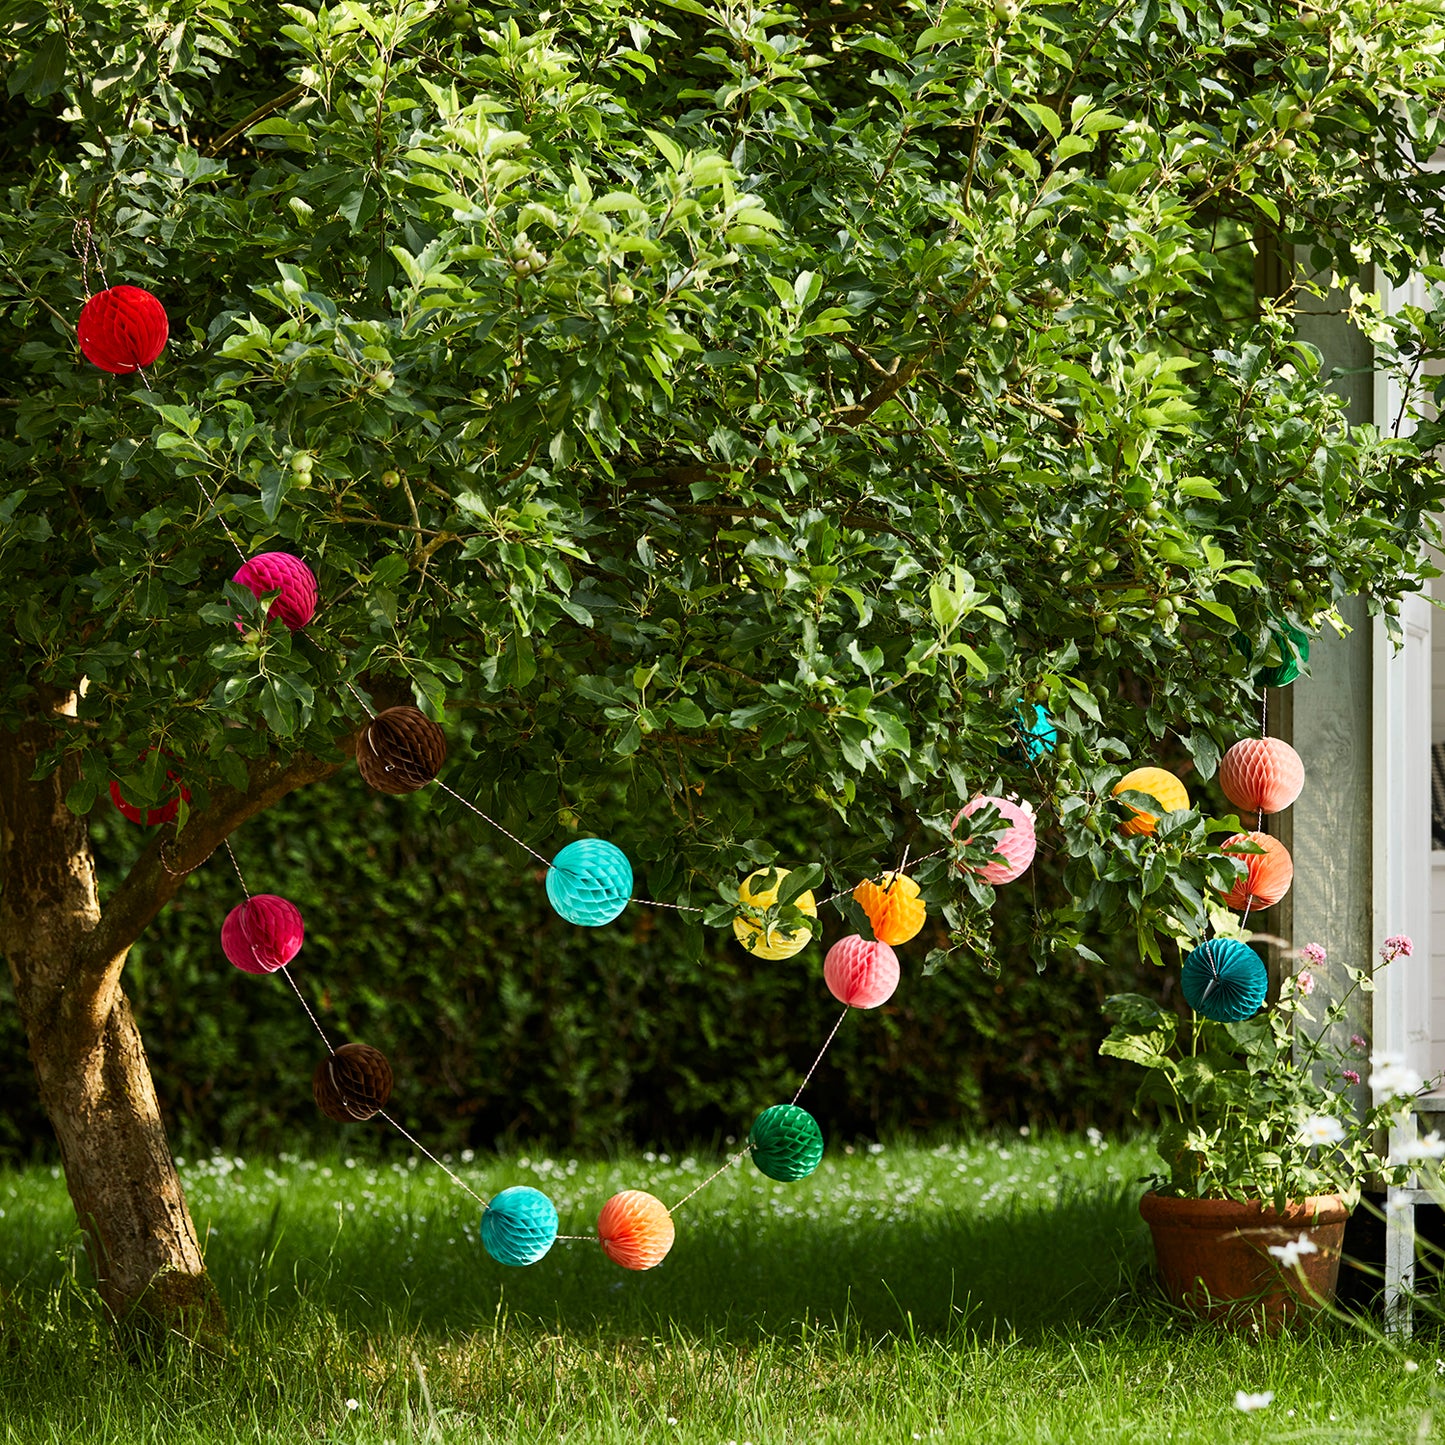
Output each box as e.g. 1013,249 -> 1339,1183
190,1179 -> 1152,1346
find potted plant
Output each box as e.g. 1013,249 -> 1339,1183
1101,933 -> 1420,1329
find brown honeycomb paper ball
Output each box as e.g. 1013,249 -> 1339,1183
356,707 -> 446,794
313,1043 -> 394,1122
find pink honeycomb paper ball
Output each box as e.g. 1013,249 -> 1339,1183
232,552 -> 318,631
823,934 -> 900,1009
1219,736 -> 1304,816
221,894 -> 305,974
953,795 -> 1036,884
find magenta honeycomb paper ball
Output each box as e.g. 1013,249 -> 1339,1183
232,552 -> 318,631
221,894 -> 305,974
823,934 -> 900,1009
953,795 -> 1037,884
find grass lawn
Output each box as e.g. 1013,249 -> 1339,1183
0,1133 -> 1436,1442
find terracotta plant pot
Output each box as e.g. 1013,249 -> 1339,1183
1139,1191 -> 1348,1331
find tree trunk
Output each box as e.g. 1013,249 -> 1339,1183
0,697 -> 222,1336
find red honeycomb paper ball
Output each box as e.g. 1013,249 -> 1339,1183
76,285 -> 169,374
109,749 -> 190,825
233,552 -> 318,631
823,934 -> 901,1009
1218,831 -> 1294,911
221,894 -> 305,974
953,795 -> 1037,884
596,1190 -> 675,1270
1219,737 -> 1305,816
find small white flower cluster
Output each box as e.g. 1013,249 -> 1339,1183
1267,1234 -> 1319,1269
1390,1132 -> 1445,1166
1369,1053 -> 1424,1101
1234,1390 -> 1274,1413
1295,1114 -> 1345,1148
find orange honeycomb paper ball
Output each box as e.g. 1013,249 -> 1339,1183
1112,767 -> 1190,836
597,1190 -> 675,1270
852,872 -> 927,946
1219,737 -> 1305,816
1218,831 -> 1294,911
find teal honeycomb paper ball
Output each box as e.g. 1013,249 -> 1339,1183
1015,703 -> 1057,761
480,1186 -> 559,1266
546,838 -> 633,926
1182,937 -> 1268,1023
749,1104 -> 825,1182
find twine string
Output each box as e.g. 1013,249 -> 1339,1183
158,839 -> 215,879
669,1145 -> 752,1215
791,1006 -> 850,1105
223,838 -> 252,899
377,1110 -> 491,1210
190,471 -> 249,563
433,778 -> 554,869
280,965 -> 334,1051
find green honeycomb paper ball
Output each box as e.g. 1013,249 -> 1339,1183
748,1104 -> 824,1182
480,1186 -> 559,1266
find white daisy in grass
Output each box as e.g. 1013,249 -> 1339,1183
1234,1391 -> 1274,1413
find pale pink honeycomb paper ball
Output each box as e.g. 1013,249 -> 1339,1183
823,934 -> 901,1009
953,795 -> 1037,885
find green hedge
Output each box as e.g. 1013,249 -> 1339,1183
0,769 -> 1155,1159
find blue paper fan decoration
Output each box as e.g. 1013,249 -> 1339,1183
1182,937 -> 1268,1022
545,838 -> 633,926
480,1186 -> 559,1266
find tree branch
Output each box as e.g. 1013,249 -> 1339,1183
207,85 -> 306,156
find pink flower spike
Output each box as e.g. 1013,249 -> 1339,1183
1381,935 -> 1414,962
1299,942 -> 1326,968
1297,970 -> 1315,996
1350,1034 -> 1367,1052
1343,1070 -> 1361,1086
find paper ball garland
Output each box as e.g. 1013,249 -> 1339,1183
233,552 -> 318,632
953,796 -> 1037,884
852,872 -> 926,946
1182,938 -> 1268,1023
1219,737 -> 1305,816
1218,831 -> 1294,911
481,1186 -> 559,1266
312,1043 -> 394,1122
356,706 -> 447,794
824,934 -> 900,1009
546,838 -> 633,926
749,1104 -> 824,1181
76,285 -> 168,373
597,1190 -> 675,1270
734,867 -> 819,959
221,894 -> 304,974
1112,767 -> 1190,836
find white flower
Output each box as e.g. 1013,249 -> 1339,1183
1406,1359 -> 1420,1373
1369,1053 -> 1424,1101
1391,1131 -> 1445,1165
1267,1235 -> 1319,1269
1296,1114 -> 1346,1148
345,1399 -> 360,1411
1234,1390 -> 1274,1413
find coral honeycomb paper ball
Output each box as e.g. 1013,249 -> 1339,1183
221,894 -> 304,974
1219,737 -> 1305,816
1218,831 -> 1294,911
733,867 -> 819,959
953,796 -> 1037,884
76,285 -> 168,373
1112,767 -> 1190,836
233,552 -> 318,631
852,872 -> 927,946
824,934 -> 901,1009
597,1190 -> 675,1270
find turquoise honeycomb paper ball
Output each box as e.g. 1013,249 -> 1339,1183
749,1104 -> 825,1182
1015,703 -> 1057,761
1182,937 -> 1268,1023
480,1186 -> 559,1266
546,838 -> 633,926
